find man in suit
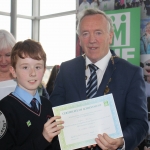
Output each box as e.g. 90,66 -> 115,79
50,9 -> 148,150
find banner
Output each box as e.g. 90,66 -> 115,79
106,8 -> 140,66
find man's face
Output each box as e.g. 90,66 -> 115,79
143,59 -> 150,76
10,56 -> 45,95
78,14 -> 113,63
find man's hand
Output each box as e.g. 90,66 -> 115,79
80,144 -> 97,149
95,133 -> 124,150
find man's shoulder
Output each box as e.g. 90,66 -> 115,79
61,56 -> 84,69
110,50 -> 140,70
114,56 -> 142,77
62,56 -> 84,64
110,50 -> 139,68
118,57 -> 140,68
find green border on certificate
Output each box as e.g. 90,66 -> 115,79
52,94 -> 123,150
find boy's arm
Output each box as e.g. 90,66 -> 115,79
0,107 -> 63,150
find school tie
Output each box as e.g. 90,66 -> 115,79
30,98 -> 38,113
86,64 -> 99,99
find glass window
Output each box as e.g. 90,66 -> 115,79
17,0 -> 32,16
40,14 -> 76,66
40,0 -> 76,16
0,0 -> 10,13
0,15 -> 10,32
17,18 -> 32,41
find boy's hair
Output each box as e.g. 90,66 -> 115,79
11,39 -> 46,69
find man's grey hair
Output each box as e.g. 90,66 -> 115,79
0,29 -> 16,51
76,9 -> 114,35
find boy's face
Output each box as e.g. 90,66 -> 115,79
10,56 -> 45,95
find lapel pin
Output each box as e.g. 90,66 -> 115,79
104,86 -> 109,95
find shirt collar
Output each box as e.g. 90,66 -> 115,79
13,86 -> 41,105
86,50 -> 111,71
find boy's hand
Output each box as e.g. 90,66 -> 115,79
95,133 -> 124,150
42,116 -> 64,142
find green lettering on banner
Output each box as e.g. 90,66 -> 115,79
105,8 -> 140,66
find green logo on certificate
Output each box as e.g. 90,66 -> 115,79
104,100 -> 109,106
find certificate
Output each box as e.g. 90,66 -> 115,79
52,94 -> 123,150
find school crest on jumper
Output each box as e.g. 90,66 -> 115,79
0,111 -> 7,139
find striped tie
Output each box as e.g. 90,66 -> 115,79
30,98 -> 38,113
86,64 -> 99,98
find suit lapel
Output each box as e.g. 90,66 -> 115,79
96,54 -> 117,97
77,51 -> 118,99
76,56 -> 87,100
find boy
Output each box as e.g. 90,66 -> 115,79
0,39 -> 63,150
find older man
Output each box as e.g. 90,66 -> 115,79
50,9 -> 148,150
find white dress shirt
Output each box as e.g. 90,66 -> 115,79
85,50 -> 111,89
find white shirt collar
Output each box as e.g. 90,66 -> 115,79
86,50 -> 111,71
